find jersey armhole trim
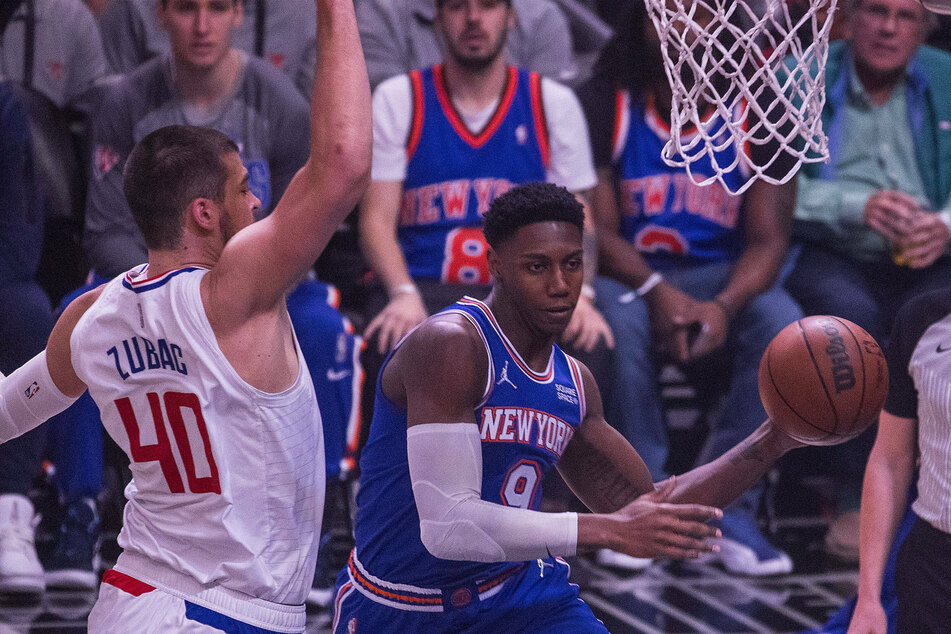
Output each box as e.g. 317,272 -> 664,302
407,70 -> 425,160
530,73 -> 551,169
440,308 -> 495,406
612,90 -> 630,163
565,355 -> 587,421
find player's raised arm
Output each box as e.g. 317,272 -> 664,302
210,0 -> 372,315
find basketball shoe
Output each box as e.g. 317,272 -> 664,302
707,511 -> 792,576
0,494 -> 45,595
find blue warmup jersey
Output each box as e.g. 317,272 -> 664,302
349,297 -> 587,597
399,65 -> 549,284
612,91 -> 749,269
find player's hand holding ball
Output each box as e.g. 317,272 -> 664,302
758,316 -> 889,446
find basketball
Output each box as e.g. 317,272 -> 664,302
758,316 -> 889,446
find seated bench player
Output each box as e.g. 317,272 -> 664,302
332,183 -> 808,633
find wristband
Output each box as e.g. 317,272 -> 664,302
391,283 -> 420,299
635,272 -> 663,297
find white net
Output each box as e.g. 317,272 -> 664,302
643,0 -> 837,195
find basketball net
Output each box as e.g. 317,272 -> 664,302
643,0 -> 837,195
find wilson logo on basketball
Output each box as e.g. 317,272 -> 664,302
817,318 -> 856,393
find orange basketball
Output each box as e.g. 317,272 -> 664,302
758,316 -> 889,446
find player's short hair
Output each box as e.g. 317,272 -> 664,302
482,182 -> 584,249
124,125 -> 239,251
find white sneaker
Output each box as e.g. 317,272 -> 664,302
0,494 -> 45,595
594,549 -> 653,572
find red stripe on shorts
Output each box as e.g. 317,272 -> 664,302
102,569 -> 156,596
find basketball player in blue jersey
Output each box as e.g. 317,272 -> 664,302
578,3 -> 804,575
0,1 -> 370,631
333,183 -> 808,633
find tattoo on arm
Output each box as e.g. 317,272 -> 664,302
729,436 -> 770,467
575,441 -> 639,511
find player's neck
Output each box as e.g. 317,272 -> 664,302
146,240 -> 220,278
483,291 -> 555,373
442,56 -> 509,113
173,49 -> 242,109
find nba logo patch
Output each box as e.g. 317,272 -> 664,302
24,382 -> 39,399
93,145 -> 120,180
47,60 -> 64,81
515,124 -> 528,145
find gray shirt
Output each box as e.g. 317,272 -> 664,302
0,0 -> 107,111
356,0 -> 579,90
98,0 -> 316,97
84,52 -> 310,277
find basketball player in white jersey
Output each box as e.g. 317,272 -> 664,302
0,0 -> 370,631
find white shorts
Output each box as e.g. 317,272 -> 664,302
89,570 -> 295,633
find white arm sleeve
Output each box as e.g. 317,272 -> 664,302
0,351 -> 79,443
407,423 -> 578,562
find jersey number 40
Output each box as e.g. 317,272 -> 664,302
114,392 -> 221,495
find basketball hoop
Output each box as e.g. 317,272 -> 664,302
642,0 -> 837,195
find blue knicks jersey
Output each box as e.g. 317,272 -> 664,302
613,91 -> 749,269
352,297 -> 586,590
399,65 -> 549,284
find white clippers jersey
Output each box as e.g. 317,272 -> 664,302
71,265 -> 324,610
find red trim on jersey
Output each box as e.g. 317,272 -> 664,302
458,297 -> 554,382
102,569 -> 155,596
407,70 -> 425,160
433,65 -> 519,149
612,89 -> 626,151
566,356 -> 587,421
529,73 -> 550,168
331,582 -> 354,632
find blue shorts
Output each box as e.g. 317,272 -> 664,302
331,557 -> 607,634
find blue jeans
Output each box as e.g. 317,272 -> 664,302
595,262 -> 802,514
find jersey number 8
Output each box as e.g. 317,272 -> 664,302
443,227 -> 491,284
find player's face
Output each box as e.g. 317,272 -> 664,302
489,221 -> 584,339
848,0 -> 927,77
219,152 -> 259,242
437,0 -> 513,72
161,0 -> 242,71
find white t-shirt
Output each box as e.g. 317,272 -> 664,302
370,73 -> 597,192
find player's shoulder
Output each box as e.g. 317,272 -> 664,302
405,311 -> 483,356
